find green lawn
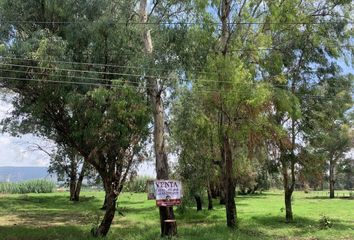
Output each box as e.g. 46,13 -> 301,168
0,191 -> 353,240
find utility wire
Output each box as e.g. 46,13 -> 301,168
0,75 -> 351,101
0,62 -> 346,87
0,76 -> 142,89
1,20 -> 353,25
2,42 -> 352,76
2,43 -> 353,73
0,68 -> 146,86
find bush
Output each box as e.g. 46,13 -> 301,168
319,215 -> 333,229
124,176 -> 151,193
349,191 -> 354,199
0,180 -> 55,194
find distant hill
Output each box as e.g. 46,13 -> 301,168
0,167 -> 55,182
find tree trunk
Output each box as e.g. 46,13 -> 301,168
219,189 -> 226,205
284,188 -> 293,222
69,177 -> 77,201
329,160 -> 335,199
93,188 -> 117,237
69,156 -> 78,201
218,0 -> 237,228
281,155 -> 295,223
207,188 -> 213,210
101,179 -> 108,210
139,0 -> 176,237
73,161 -> 87,201
195,195 -> 202,211
159,205 -> 177,237
222,134 -> 237,228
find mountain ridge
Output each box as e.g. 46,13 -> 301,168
0,166 -> 54,182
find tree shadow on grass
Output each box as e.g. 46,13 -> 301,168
249,215 -> 354,236
0,225 -> 96,240
0,194 -> 106,227
305,196 -> 354,200
0,194 -> 102,212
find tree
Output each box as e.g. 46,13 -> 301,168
176,0 -> 353,224
305,110 -> 353,198
137,0 -> 194,236
0,1 -> 150,237
257,0 -> 353,222
29,142 -> 93,201
47,146 -> 92,202
172,89 -> 219,211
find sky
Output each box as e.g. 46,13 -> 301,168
0,97 -> 52,167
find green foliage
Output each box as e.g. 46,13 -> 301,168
124,176 -> 151,193
349,192 -> 354,199
319,215 -> 333,229
0,180 -> 55,194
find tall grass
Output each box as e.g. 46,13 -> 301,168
124,176 -> 151,193
0,179 -> 55,194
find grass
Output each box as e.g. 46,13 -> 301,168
0,191 -> 353,240
0,180 -> 55,194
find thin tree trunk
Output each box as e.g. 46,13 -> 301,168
69,177 -> 77,201
218,0 -> 237,229
329,159 -> 335,198
93,185 -> 117,237
101,179 -> 108,210
219,189 -> 226,205
281,155 -> 295,223
195,195 -> 202,211
284,188 -> 293,222
223,134 -> 237,228
73,161 -> 87,201
207,188 -> 213,210
139,0 -> 176,237
69,155 -> 78,201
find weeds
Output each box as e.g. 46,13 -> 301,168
0,179 -> 55,194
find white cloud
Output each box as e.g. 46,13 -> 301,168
0,96 -> 51,167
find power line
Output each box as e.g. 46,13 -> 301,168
0,62 -> 154,79
1,20 -> 353,26
0,60 -> 347,88
0,62 -> 348,91
3,43 -> 354,71
1,75 -> 351,101
0,68 -> 145,86
2,42 -> 352,76
0,68 -> 306,92
0,62 -> 326,90
0,76 -> 143,89
0,63 -> 249,86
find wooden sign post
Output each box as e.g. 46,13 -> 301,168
147,180 -> 182,236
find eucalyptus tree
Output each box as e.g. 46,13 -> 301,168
174,0 -> 353,225
258,0 -> 353,221
0,0 -> 150,237
303,75 -> 353,198
171,89 -> 219,211
173,0 -> 281,228
137,0 -> 195,236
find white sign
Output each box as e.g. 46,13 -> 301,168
154,180 -> 182,206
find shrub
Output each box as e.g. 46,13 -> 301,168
319,215 -> 333,229
349,191 -> 354,199
0,180 -> 55,194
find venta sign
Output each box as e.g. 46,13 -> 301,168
147,180 -> 182,207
